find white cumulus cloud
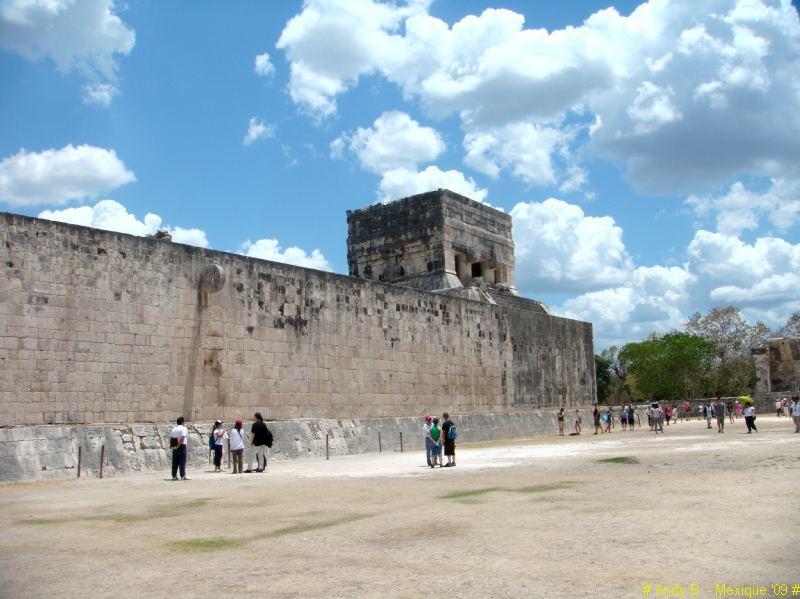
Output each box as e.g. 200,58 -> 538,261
464,123 -> 571,187
254,52 -> 275,78
82,82 -> 119,107
332,111 -> 486,204
276,0 -> 429,118
510,198 -> 633,293
503,194 -> 799,347
686,230 -> 800,303
686,178 -> 800,236
37,199 -> 210,247
559,265 -> 695,347
0,0 -> 135,104
277,0 -> 800,195
0,144 -> 135,207
378,166 -> 487,204
243,117 -> 275,146
335,111 -> 444,173
240,238 -> 332,271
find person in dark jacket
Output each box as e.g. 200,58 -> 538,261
441,412 -> 456,467
246,412 -> 270,472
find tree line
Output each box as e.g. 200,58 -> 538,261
595,307 -> 799,404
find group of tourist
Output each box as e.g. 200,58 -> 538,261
780,395 -> 800,432
167,395 -> 800,480
170,411 -> 460,479
168,412 -> 273,480
422,413 -> 458,468
558,396 -> 800,437
556,404 -> 638,436
775,396 -> 800,428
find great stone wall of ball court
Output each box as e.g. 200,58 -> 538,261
0,190 -> 599,482
1,393 -> 783,484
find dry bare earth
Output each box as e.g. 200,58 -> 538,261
0,417 -> 797,598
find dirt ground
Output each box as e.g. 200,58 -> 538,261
0,416 -> 797,598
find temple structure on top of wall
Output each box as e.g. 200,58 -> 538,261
0,189 -> 596,428
347,189 -> 548,313
752,337 -> 800,394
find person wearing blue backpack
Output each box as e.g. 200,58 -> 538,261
441,412 -> 457,467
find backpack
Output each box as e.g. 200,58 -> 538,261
447,425 -> 458,440
208,432 -> 215,449
265,428 -> 273,448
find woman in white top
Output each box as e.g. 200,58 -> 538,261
212,420 -> 227,472
230,419 -> 246,473
744,405 -> 757,434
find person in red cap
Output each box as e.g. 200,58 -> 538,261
230,419 -> 246,474
423,415 -> 433,466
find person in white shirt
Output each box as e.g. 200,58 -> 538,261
791,396 -> 800,433
230,419 -> 246,474
743,405 -> 757,434
212,420 -> 227,472
170,416 -> 189,480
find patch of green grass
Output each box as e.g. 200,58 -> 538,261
168,536 -> 246,552
268,520 -> 342,537
16,498 -> 212,526
440,486 -> 503,500
511,483 -> 571,494
166,514 -> 371,552
16,517 -> 61,525
268,514 -> 369,537
596,456 -> 639,464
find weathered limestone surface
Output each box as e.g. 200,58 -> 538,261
347,189 -> 517,293
0,209 -> 595,427
0,411 -> 568,483
752,338 -> 800,394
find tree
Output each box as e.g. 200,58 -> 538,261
595,354 -> 612,404
598,345 -> 636,404
683,306 -> 769,395
684,306 -> 770,364
619,333 -> 716,402
775,311 -> 800,338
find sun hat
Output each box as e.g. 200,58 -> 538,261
235,418 -> 243,426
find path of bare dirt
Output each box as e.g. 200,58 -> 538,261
0,416 -> 797,598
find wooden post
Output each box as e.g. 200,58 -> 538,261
99,445 -> 105,479
325,433 -> 330,460
378,432 -> 382,453
77,446 -> 82,478
400,431 -> 404,453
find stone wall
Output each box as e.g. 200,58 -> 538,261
752,338 -> 800,394
346,191 -> 446,289
0,212 -> 595,427
346,189 -> 517,292
0,410 -> 573,484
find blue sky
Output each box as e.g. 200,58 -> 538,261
1,0 -> 799,348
